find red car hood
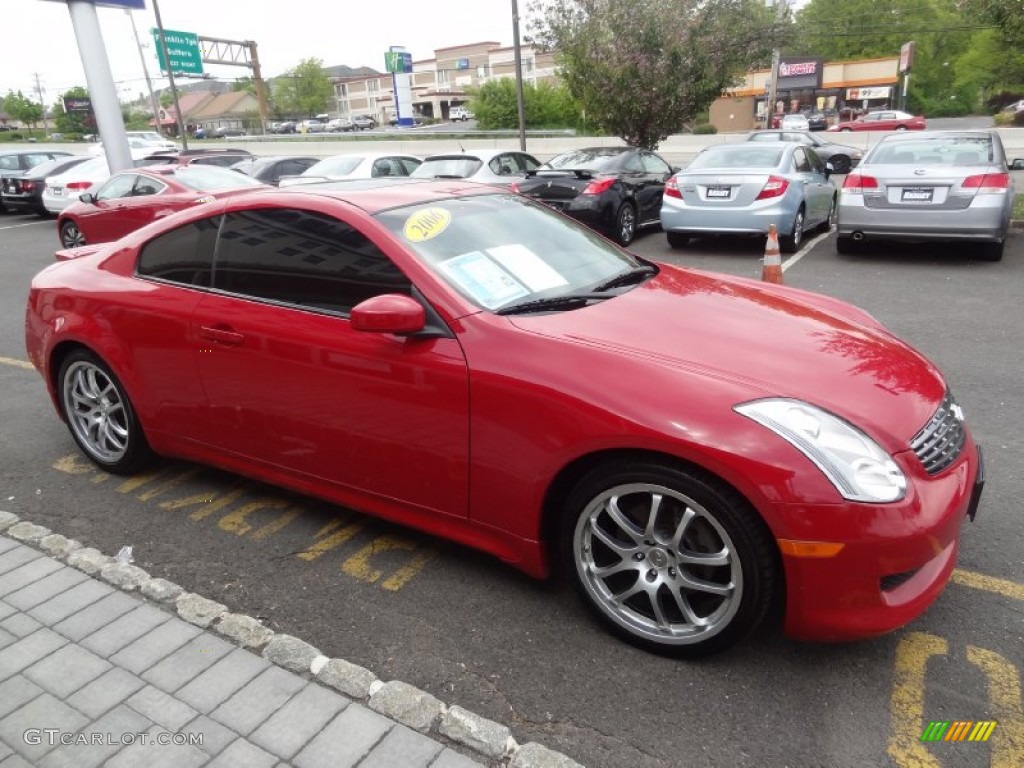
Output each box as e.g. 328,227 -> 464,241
508,264 -> 946,448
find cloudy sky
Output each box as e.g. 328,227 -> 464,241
2,0 -> 525,105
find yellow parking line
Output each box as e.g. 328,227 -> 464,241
966,645 -> 1024,767
0,356 -> 33,370
888,631 -> 947,768
953,569 -> 1024,602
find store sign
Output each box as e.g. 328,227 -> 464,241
62,96 -> 93,114
385,51 -> 413,74
899,41 -> 915,74
847,87 -> 892,100
153,29 -> 204,76
777,57 -> 824,89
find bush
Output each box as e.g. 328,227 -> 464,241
994,112 -> 1014,126
693,123 -> 717,134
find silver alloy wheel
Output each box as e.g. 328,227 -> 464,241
60,221 -> 85,248
573,482 -> 742,645
791,209 -> 804,247
617,205 -> 636,245
62,360 -> 130,464
826,198 -> 837,230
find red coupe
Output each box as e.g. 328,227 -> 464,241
827,110 -> 926,132
56,164 -> 265,248
26,180 -> 983,656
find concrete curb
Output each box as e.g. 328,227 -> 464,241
0,509 -> 583,767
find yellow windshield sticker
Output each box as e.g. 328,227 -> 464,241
404,207 -> 451,242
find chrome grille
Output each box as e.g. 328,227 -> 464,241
910,392 -> 966,475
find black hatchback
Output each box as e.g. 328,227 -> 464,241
510,147 -> 675,245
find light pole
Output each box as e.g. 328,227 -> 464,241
511,0 -> 527,151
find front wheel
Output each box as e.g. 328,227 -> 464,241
978,240 -> 1004,261
58,350 -> 154,475
60,220 -> 85,248
821,197 -> 837,232
561,461 -> 778,657
895,125 -> 908,131
614,203 -> 637,246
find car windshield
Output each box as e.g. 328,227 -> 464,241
410,158 -> 483,178
373,193 -> 639,311
686,146 -> 784,170
306,156 -> 362,176
541,149 -> 624,172
170,166 -> 265,191
867,136 -> 994,165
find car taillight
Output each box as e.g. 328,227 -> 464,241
755,176 -> 789,200
21,181 -> 34,192
664,177 -> 682,199
508,181 -> 520,193
962,173 -> 1009,193
581,177 -> 616,195
842,174 -> 879,193
66,181 -> 92,190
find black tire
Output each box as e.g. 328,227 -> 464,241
59,220 -> 85,248
614,203 -> 637,246
836,235 -> 860,254
667,232 -> 690,249
780,207 -> 804,253
561,460 -> 778,657
978,240 -> 1004,261
895,125 -> 908,131
58,349 -> 154,475
830,155 -> 851,174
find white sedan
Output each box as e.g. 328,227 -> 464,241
278,152 -> 422,186
42,154 -> 150,214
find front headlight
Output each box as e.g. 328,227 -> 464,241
735,398 -> 906,503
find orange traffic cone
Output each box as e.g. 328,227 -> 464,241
762,224 -> 783,284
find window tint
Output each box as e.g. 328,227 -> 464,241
137,215 -> 221,286
805,149 -> 825,174
792,148 -> 811,173
398,157 -> 422,175
133,176 -> 166,196
0,156 -> 21,171
95,174 -> 139,201
640,152 -> 671,174
623,153 -> 645,172
515,153 -> 540,171
489,155 -> 519,176
213,207 -> 410,314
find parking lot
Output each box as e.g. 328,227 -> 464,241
1,212 -> 1022,768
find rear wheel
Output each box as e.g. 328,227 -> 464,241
895,125 -> 908,131
780,207 -> 804,253
561,461 -> 779,657
667,232 -> 690,249
614,203 -> 637,246
821,197 -> 837,232
60,220 -> 85,248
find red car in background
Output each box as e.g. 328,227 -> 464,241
56,164 -> 266,248
827,110 -> 926,132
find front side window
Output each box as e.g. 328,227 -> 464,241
95,174 -> 140,201
132,176 -> 167,197
213,207 -> 410,314
137,215 -> 221,286
792,148 -> 811,173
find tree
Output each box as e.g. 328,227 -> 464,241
52,87 -> 94,135
469,78 -> 582,130
2,90 -> 43,129
273,58 -> 334,117
528,0 -> 785,149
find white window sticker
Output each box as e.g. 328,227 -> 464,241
439,251 -> 529,308
486,244 -> 568,292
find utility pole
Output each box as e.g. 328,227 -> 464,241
765,0 -> 788,129
126,9 -> 162,137
33,73 -> 49,137
511,0 -> 527,151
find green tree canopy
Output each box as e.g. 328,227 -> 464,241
3,90 -> 43,128
529,0 -> 785,149
273,58 -> 334,117
469,78 -> 582,130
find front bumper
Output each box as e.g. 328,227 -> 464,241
777,439 -> 982,642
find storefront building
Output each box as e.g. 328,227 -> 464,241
710,56 -> 901,132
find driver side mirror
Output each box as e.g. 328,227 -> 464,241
824,162 -> 833,179
78,193 -> 96,204
350,293 -> 425,335
1011,158 -> 1024,170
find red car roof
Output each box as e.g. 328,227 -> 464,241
232,178 -> 499,214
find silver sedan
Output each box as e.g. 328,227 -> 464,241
660,142 -> 836,253
836,130 -> 1014,260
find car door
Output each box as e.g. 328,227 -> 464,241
191,202 -> 471,519
76,173 -> 140,242
804,148 -> 834,225
791,147 -> 826,223
638,151 -> 673,222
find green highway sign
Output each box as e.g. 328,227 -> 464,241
152,28 -> 204,76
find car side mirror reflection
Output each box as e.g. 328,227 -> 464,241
350,293 -> 426,335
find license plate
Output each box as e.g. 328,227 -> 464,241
706,187 -> 731,199
52,187 -> 63,196
901,187 -> 933,202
